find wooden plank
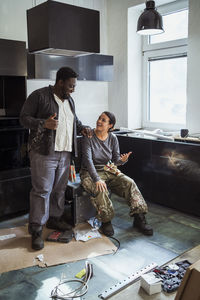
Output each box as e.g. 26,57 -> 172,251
174,135 -> 200,143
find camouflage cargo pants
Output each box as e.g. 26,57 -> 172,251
80,169 -> 148,223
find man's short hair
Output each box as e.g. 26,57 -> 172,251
56,67 -> 78,83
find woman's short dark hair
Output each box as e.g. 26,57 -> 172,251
103,111 -> 116,131
56,67 -> 78,83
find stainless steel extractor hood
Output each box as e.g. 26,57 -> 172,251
27,0 -> 100,57
27,52 -> 113,81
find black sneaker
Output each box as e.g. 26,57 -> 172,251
133,213 -> 153,236
100,221 -> 114,237
46,217 -> 72,231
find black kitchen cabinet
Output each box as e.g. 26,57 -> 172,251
0,39 -> 27,117
117,135 -> 200,217
0,119 -> 31,219
0,39 -> 27,76
0,76 -> 26,117
0,38 -> 30,219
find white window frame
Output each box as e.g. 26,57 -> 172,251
142,0 -> 188,130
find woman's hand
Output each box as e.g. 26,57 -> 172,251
95,180 -> 107,192
120,151 -> 132,162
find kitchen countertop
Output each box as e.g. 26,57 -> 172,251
115,132 -> 200,146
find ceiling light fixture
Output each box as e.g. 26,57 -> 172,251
137,0 -> 164,35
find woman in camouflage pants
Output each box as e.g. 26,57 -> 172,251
80,111 -> 153,237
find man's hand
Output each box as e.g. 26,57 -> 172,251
81,127 -> 93,138
44,113 -> 58,130
120,151 -> 132,162
95,180 -> 107,192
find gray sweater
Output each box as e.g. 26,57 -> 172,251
81,130 -> 123,182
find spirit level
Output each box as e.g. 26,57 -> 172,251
99,262 -> 158,299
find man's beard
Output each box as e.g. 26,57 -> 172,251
61,88 -> 69,99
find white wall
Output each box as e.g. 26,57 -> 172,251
0,0 -> 109,128
0,0 -> 32,42
128,6 -> 142,129
27,79 -> 108,127
186,0 -> 200,134
107,0 -> 200,133
107,0 -> 173,129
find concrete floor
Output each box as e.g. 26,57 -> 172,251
0,195 -> 200,300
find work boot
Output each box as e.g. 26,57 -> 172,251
100,221 -> 114,237
28,224 -> 44,250
46,216 -> 72,231
133,213 -> 153,236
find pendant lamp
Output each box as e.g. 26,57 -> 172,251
137,0 -> 164,35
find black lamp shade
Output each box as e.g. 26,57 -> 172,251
137,0 -> 164,35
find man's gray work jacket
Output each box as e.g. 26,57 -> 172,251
20,85 -> 84,156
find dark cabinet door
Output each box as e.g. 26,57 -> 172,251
0,39 -> 27,76
0,119 -> 31,219
117,135 -> 200,217
0,76 -> 26,117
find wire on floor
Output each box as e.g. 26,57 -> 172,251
50,261 -> 93,299
109,236 -> 120,254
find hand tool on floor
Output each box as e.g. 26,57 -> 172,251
98,262 -> 158,299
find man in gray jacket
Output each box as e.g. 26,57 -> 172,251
20,67 -> 91,250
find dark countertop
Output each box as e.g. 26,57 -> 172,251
115,132 -> 200,146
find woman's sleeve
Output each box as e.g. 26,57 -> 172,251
112,134 -> 125,166
81,137 -> 101,182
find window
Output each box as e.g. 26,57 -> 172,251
149,55 -> 187,124
142,1 -> 188,130
150,9 -> 188,44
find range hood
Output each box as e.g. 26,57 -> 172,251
27,0 -> 100,57
27,52 -> 113,81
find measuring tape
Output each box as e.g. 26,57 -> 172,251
98,262 -> 158,299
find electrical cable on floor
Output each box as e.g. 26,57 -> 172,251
109,236 -> 120,254
50,261 -> 93,299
